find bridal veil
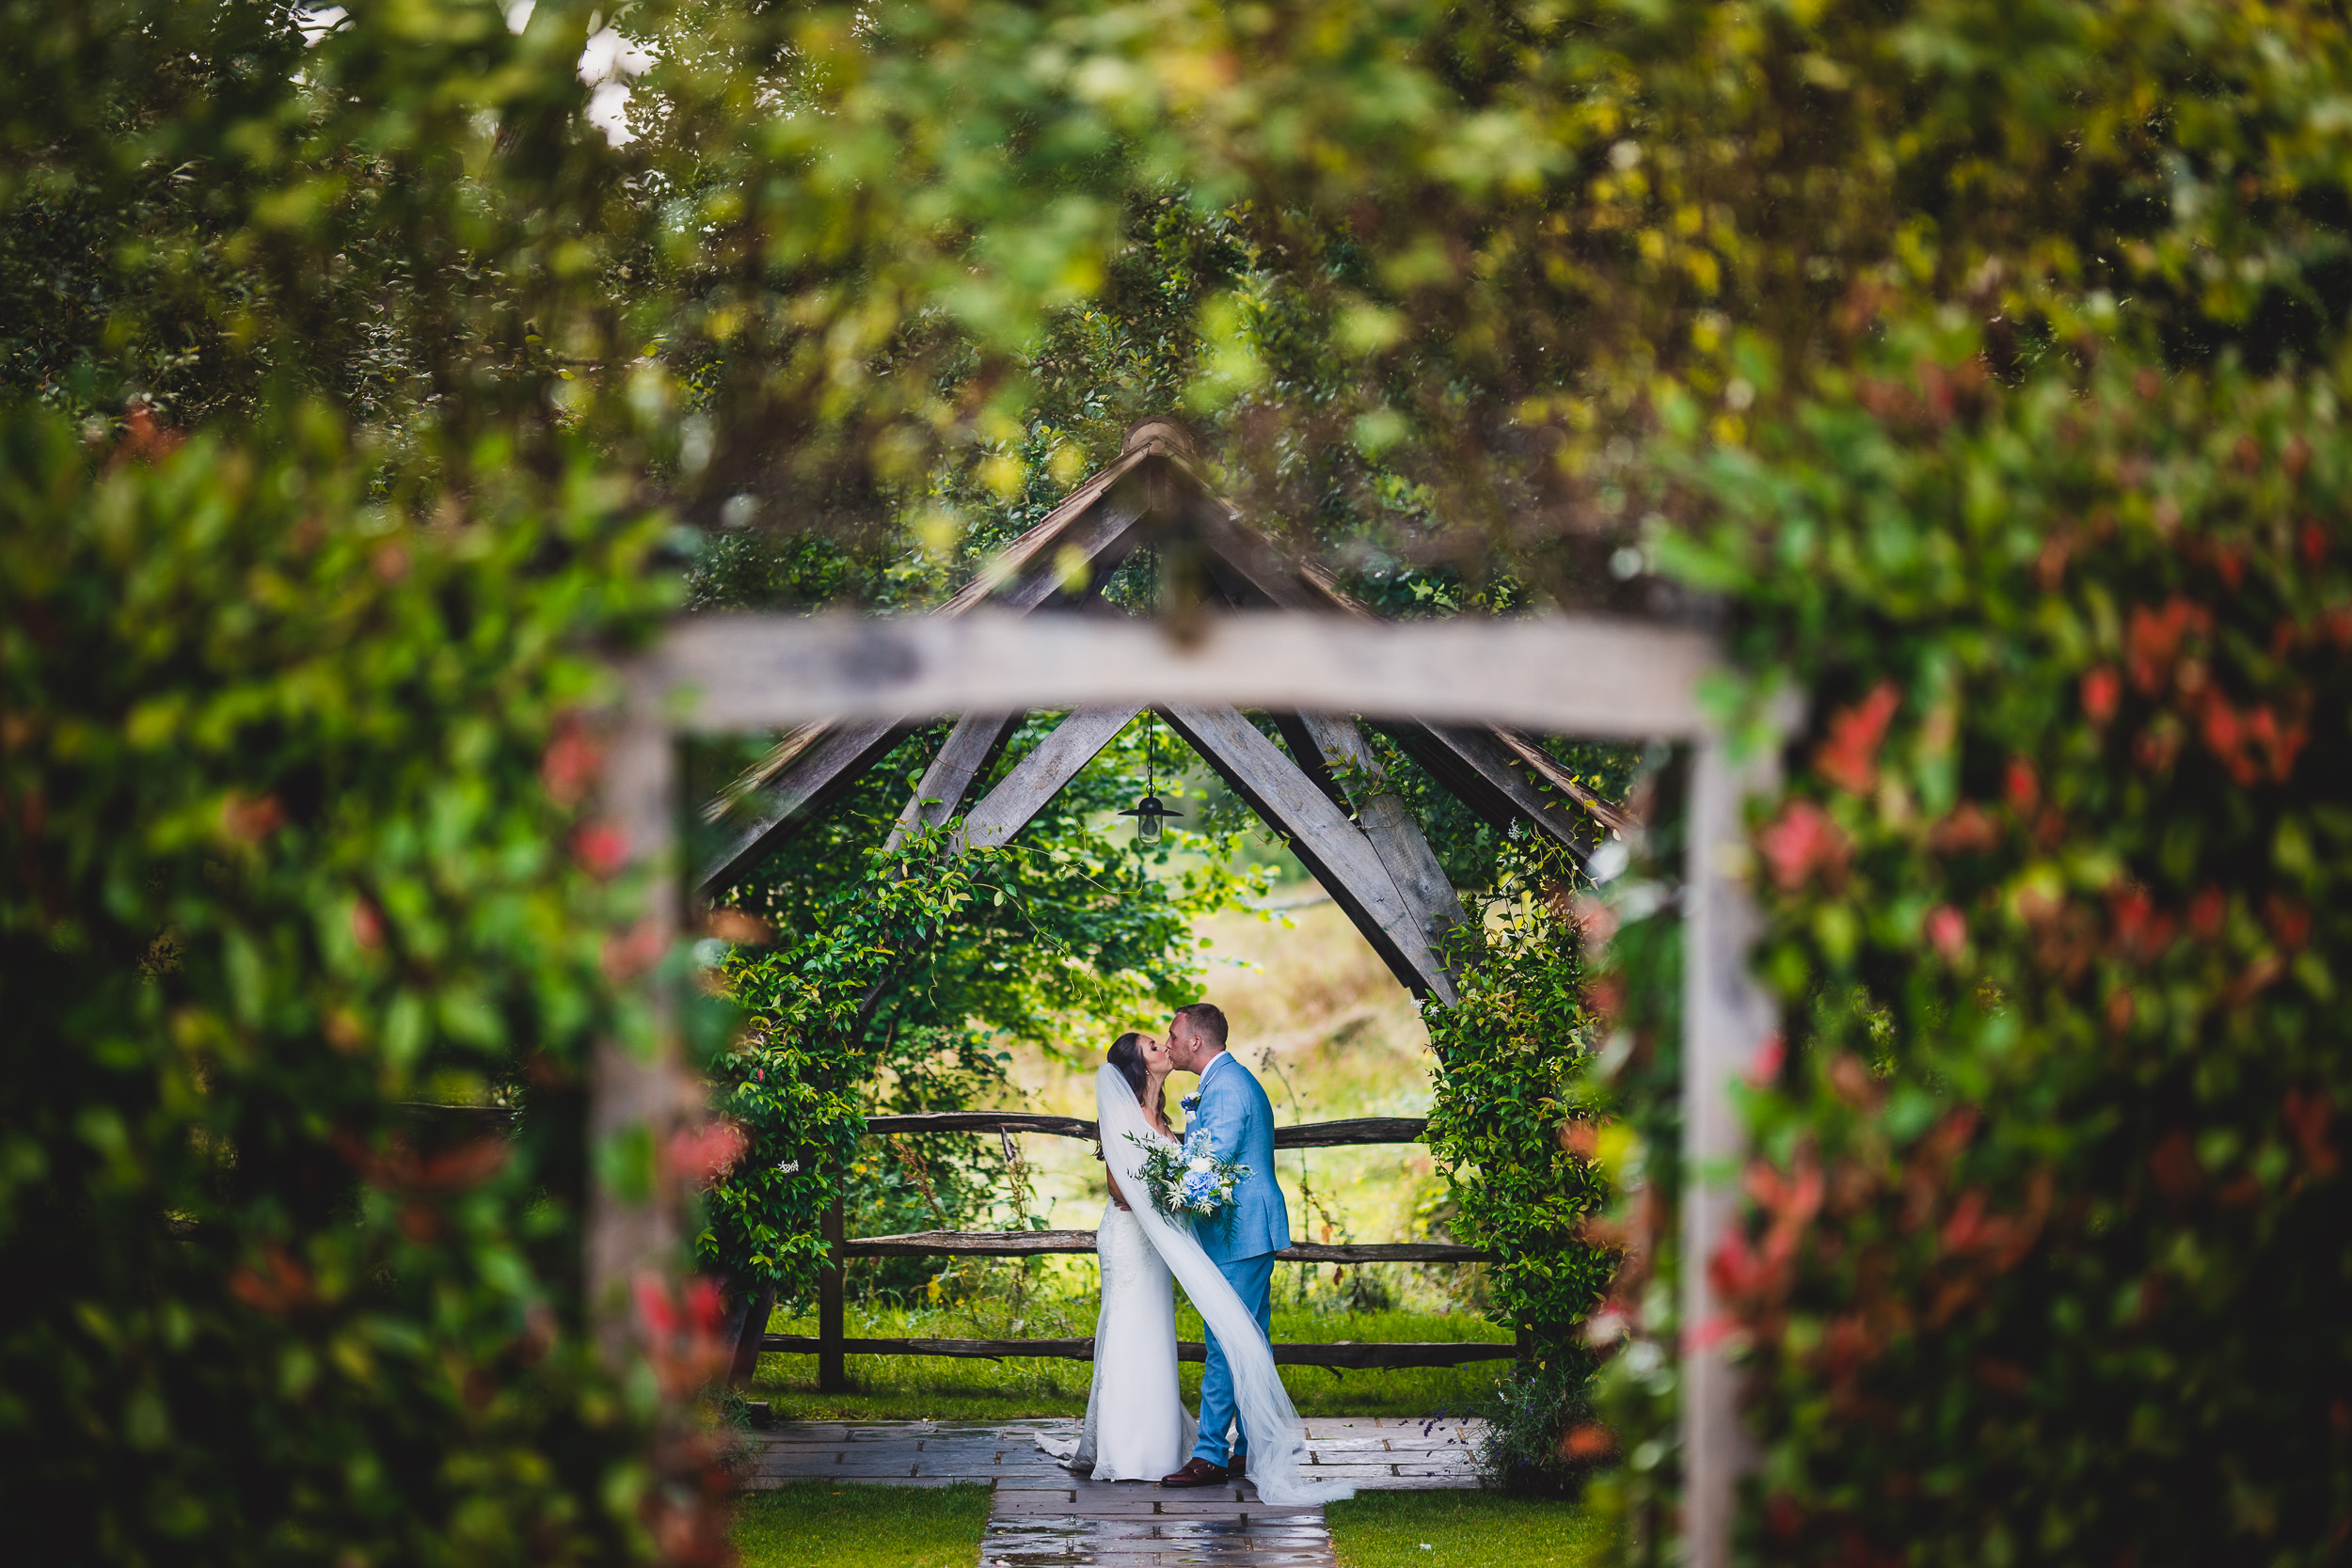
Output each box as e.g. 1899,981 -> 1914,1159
1089,1063 -> 1355,1507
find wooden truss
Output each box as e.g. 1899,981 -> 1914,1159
698,420 -> 1629,1006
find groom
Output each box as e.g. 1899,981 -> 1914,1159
1158,1002 -> 1288,1487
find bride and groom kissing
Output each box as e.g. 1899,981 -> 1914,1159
1039,1003 -> 1354,1507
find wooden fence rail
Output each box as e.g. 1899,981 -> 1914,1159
762,1334 -> 1515,1370
864,1112 -> 1433,1148
778,1114 -> 1509,1391
840,1229 -> 1486,1264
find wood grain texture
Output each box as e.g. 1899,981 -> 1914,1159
844,1228 -> 1103,1257
1494,725 -> 1635,838
866,1111 -> 1103,1140
646,610 -> 1720,738
883,711 -> 1022,850
1681,733 -> 1781,1568
759,1334 -> 1515,1368
1380,720 -> 1597,862
1159,702 -> 1450,1001
1270,1116 -> 1429,1149
1268,713 -> 1357,817
702,716 -> 910,890
1295,712 -> 1467,974
698,456 -> 1160,887
956,705 -> 1142,852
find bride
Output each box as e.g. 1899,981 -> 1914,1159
1041,1029 -> 1354,1507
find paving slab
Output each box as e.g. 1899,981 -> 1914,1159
744,1416 -> 1485,1564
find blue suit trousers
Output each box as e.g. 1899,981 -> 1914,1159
1190,1250 -> 1276,1466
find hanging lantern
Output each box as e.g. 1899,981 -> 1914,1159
1118,712 -> 1184,847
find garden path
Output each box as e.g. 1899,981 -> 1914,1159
743,1414 -> 1484,1566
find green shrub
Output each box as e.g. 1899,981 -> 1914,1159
1424,847 -> 1617,1495
0,405 -> 691,1562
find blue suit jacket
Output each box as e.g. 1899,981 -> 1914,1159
1186,1053 -> 1289,1262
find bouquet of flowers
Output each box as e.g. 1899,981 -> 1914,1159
1126,1124 -> 1251,1227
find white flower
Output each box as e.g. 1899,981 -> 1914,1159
776,1159 -> 801,1174
1189,1156 -> 1213,1173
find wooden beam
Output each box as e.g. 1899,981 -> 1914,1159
1292,713 -> 1468,970
1494,726 -> 1635,839
1164,484 -> 1630,852
838,1230 -> 1487,1263
883,711 -> 1022,850
1380,720 -> 1597,863
758,1335 -> 1516,1369
702,717 -> 912,890
939,451 -> 1163,615
652,610 -> 1719,740
699,446 -> 1172,890
1157,703 -> 1452,1002
1267,713 -> 1356,818
862,1112 -> 1433,1148
955,705 -> 1140,853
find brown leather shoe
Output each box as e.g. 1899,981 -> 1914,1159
1158,1457 -> 1230,1488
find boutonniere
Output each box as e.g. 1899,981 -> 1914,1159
1180,1092 -> 1200,1112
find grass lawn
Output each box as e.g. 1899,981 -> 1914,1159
1326,1491 -> 1606,1568
749,1297 -> 1512,1421
732,1480 -> 992,1568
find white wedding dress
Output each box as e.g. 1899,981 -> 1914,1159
1055,1198 -> 1198,1480
1039,1066 -> 1355,1506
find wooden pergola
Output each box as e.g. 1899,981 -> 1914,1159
696,419 -> 1629,1006
599,420 -> 1784,1568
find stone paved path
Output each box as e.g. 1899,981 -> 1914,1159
742,1415 -> 1484,1566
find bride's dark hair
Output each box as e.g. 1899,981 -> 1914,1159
1107,1032 -> 1168,1125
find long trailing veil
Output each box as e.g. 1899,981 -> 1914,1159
1089,1063 -> 1356,1507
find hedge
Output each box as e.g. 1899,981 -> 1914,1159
1592,342 -> 2352,1565
0,405 -> 708,1563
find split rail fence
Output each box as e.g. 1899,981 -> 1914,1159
760,1110 -> 1514,1391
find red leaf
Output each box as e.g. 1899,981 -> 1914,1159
1815,681 -> 1900,794
669,1120 -> 749,1184
2080,666 -> 2122,725
1758,800 -> 1849,891
1925,904 -> 1967,960
541,718 -> 602,809
573,821 -> 629,878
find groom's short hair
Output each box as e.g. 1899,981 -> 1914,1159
1173,1002 -> 1228,1051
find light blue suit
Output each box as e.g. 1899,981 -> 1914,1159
1184,1052 -> 1288,1466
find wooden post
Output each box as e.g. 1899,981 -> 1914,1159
818,1198 -> 847,1394
587,710 -> 692,1369
1680,732 -> 1781,1568
727,1283 -> 777,1388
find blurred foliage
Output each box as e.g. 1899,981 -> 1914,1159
1618,344 -> 2351,1566
0,404 -> 691,1560
11,0 -> 2352,1560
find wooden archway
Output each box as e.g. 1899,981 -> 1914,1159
696,419 -> 1629,1006
603,447 -> 1784,1568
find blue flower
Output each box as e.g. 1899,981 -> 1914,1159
1177,1169 -> 1218,1208
1180,1092 -> 1200,1112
